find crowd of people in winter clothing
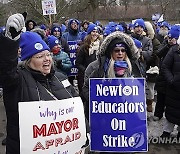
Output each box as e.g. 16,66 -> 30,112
0,12 -> 180,154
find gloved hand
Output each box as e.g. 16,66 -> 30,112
5,13 -> 25,41
56,59 -> 63,69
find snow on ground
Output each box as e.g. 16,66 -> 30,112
147,101 -> 178,138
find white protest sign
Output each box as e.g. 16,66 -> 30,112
42,0 -> 57,15
19,97 -> 86,154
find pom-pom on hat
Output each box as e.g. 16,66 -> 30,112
87,23 -> 98,34
20,32 -> 50,61
168,25 -> 180,39
134,18 -> 145,29
47,35 -> 60,50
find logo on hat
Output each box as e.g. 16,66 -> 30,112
55,27 -> 59,31
55,40 -> 59,44
135,23 -> 139,27
168,34 -> 172,38
34,43 -> 43,50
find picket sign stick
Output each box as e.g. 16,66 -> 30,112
49,14 -> 52,25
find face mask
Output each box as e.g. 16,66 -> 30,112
114,60 -> 128,77
52,47 -> 60,54
114,67 -> 126,77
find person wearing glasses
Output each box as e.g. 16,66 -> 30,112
0,14 -> 81,154
82,31 -> 142,122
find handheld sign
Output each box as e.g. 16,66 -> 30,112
90,78 -> 148,153
19,97 -> 86,154
67,41 -> 80,76
42,0 -> 57,15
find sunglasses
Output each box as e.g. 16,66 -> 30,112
113,48 -> 126,53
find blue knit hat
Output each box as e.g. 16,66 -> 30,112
47,35 -> 60,50
40,24 -> 46,30
87,23 -> 98,34
160,21 -> 169,29
20,32 -> 50,61
134,18 -> 145,29
51,26 -> 61,34
103,27 -> 111,37
115,25 -> 124,32
168,25 -> 180,39
133,38 -> 142,48
69,19 -> 79,25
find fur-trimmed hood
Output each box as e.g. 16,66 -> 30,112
99,31 -> 140,60
144,21 -> 155,39
31,27 -> 46,40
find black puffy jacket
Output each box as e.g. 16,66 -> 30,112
161,45 -> 180,125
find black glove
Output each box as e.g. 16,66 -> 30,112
56,59 -> 62,69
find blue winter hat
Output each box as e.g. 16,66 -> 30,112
40,24 -> 46,30
103,27 -> 111,37
69,19 -> 79,25
134,18 -> 145,29
95,21 -> 101,26
47,35 -> 60,50
87,23 -> 98,34
160,21 -> 169,29
51,26 -> 61,34
20,32 -> 50,61
133,38 -> 142,48
115,25 -> 124,32
168,25 -> 180,39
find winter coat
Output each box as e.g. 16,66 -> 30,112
146,37 -> 161,83
53,50 -> 72,75
131,33 -> 153,63
59,37 -> 70,55
161,45 -> 180,125
155,40 -> 178,93
76,42 -> 99,74
0,33 -> 78,154
156,33 -> 165,44
62,19 -> 82,42
82,31 -> 142,103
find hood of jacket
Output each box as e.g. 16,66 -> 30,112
67,19 -> 80,35
145,21 -> 155,40
99,31 -> 140,60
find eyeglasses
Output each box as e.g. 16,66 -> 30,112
113,48 -> 126,53
32,52 -> 53,59
168,36 -> 174,40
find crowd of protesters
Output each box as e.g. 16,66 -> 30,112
0,12 -> 180,154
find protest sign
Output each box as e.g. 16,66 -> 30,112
90,78 -> 148,153
42,0 -> 57,15
67,41 -> 80,76
19,97 -> 86,154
